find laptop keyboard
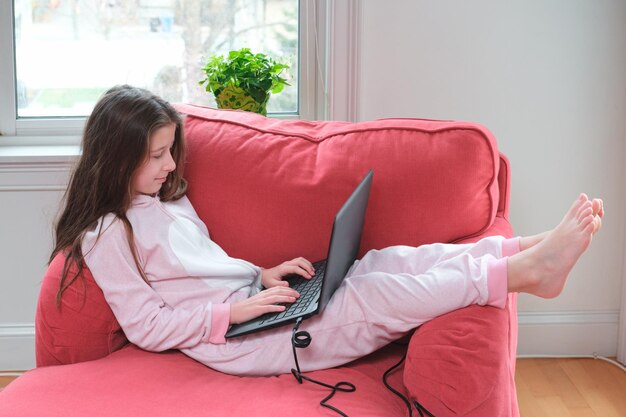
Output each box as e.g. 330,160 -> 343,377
260,260 -> 326,324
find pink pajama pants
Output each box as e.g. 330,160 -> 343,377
182,236 -> 521,376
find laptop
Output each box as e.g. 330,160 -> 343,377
225,169 -> 373,338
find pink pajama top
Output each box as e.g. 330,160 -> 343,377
82,194 -> 261,349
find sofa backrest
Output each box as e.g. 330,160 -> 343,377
178,104 -> 502,268
35,105 -> 505,367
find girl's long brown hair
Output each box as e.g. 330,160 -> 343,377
51,85 -> 187,305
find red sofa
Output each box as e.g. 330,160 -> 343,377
0,105 -> 519,417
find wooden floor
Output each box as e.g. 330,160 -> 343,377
1,358 -> 625,416
0,375 -> 19,389
516,358 -> 626,417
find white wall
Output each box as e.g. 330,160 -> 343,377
0,154 -> 72,370
353,0 -> 626,356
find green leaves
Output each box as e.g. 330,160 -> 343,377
199,48 -> 290,104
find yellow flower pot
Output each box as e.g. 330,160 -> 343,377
215,85 -> 269,116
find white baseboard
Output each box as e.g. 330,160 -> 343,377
0,311 -> 621,370
0,325 -> 35,371
517,310 -> 620,357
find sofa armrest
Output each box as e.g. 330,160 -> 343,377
403,300 -> 519,416
403,213 -> 519,416
36,254 -> 129,367
497,153 -> 511,219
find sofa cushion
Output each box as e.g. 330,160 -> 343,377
176,104 -> 502,269
35,253 -> 129,367
3,344 -> 412,417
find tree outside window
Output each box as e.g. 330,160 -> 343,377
14,0 -> 298,118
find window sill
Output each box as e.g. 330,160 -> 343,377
0,137 -> 80,165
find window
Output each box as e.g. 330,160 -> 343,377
1,0 -> 322,140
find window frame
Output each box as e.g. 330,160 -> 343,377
0,0 -> 325,145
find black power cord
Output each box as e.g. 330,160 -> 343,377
290,318 -> 356,417
382,353 -> 436,417
382,354 -> 413,414
414,400 -> 437,417
290,318 -> 435,417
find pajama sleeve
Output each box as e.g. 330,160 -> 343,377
82,216 -> 229,351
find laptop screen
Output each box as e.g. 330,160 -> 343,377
318,170 -> 373,310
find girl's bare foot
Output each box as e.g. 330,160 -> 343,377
508,194 -> 600,298
519,231 -> 550,252
518,195 -> 603,251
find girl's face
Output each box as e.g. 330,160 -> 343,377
132,123 -> 177,196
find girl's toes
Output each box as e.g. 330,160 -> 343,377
578,206 -> 593,223
592,199 -> 602,216
593,215 -> 602,234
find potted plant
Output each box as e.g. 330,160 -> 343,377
199,48 -> 290,116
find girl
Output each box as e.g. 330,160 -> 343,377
51,85 -> 604,377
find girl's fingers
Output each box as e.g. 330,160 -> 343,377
300,266 -> 314,279
234,288 -> 300,323
285,258 -> 315,275
261,304 -> 287,314
284,263 -> 314,278
269,295 -> 297,304
288,265 -> 312,279
296,257 -> 315,271
259,287 -> 299,298
299,258 -> 315,274
254,295 -> 297,311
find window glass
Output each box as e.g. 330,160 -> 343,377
13,0 -> 298,118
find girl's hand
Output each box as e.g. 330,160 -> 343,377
229,287 -> 300,324
261,257 -> 315,289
